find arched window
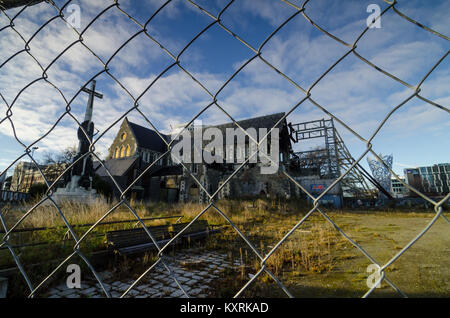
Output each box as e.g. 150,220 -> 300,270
114,147 -> 119,158
126,145 -> 131,157
120,146 -> 125,158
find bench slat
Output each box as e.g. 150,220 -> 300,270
170,220 -> 209,235
106,224 -> 170,250
106,221 -> 210,255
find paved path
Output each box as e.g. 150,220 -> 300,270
44,249 -> 239,298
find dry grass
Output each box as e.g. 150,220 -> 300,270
2,197 -> 447,298
0,198 -> 179,270
1,196 -> 309,231
265,224 -> 342,275
207,210 -> 449,297
1,198 -> 138,229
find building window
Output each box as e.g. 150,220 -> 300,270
121,132 -> 127,141
114,147 -> 119,158
120,146 -> 125,158
126,145 -> 131,157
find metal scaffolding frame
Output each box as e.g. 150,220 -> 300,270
288,118 -> 377,198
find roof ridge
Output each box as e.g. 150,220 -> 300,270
211,112 -> 286,128
126,120 -> 168,152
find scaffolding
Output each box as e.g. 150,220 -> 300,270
288,118 -> 380,198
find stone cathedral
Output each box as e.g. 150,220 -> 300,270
95,113 -> 295,203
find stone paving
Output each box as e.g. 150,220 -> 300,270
44,249 -> 241,298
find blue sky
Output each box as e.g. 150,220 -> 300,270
0,0 -> 449,179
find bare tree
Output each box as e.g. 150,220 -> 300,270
41,146 -> 77,165
38,146 -> 77,186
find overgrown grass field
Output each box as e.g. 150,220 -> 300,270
1,198 -> 448,297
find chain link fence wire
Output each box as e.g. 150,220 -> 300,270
0,0 -> 449,298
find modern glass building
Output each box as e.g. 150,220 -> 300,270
391,176 -> 408,198
404,163 -> 450,195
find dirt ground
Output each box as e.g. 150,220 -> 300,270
2,204 -> 448,298
207,211 -> 450,298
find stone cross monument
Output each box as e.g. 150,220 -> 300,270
52,80 -> 103,204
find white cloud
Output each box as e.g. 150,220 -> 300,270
0,0 -> 448,175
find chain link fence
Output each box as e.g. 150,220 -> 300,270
0,0 -> 449,298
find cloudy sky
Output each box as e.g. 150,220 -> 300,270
0,0 -> 449,178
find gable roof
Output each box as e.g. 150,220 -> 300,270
213,112 -> 287,132
170,112 -> 290,160
210,112 -> 289,146
127,119 -> 169,153
94,157 -> 138,177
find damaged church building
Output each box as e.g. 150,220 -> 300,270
94,112 -> 343,207
94,118 -> 182,202
174,112 -> 293,203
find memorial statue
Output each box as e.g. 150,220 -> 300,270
51,80 -> 102,204
64,80 -> 103,191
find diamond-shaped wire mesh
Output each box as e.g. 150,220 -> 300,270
0,0 -> 449,298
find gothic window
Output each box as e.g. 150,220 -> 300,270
121,132 -> 127,141
120,146 -> 125,158
114,147 -> 119,158
126,145 -> 131,157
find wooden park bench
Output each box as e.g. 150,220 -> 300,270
169,220 -> 211,242
106,220 -> 215,256
106,224 -> 171,255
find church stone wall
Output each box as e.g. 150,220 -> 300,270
226,166 -> 291,199
107,119 -> 138,159
181,164 -> 293,203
